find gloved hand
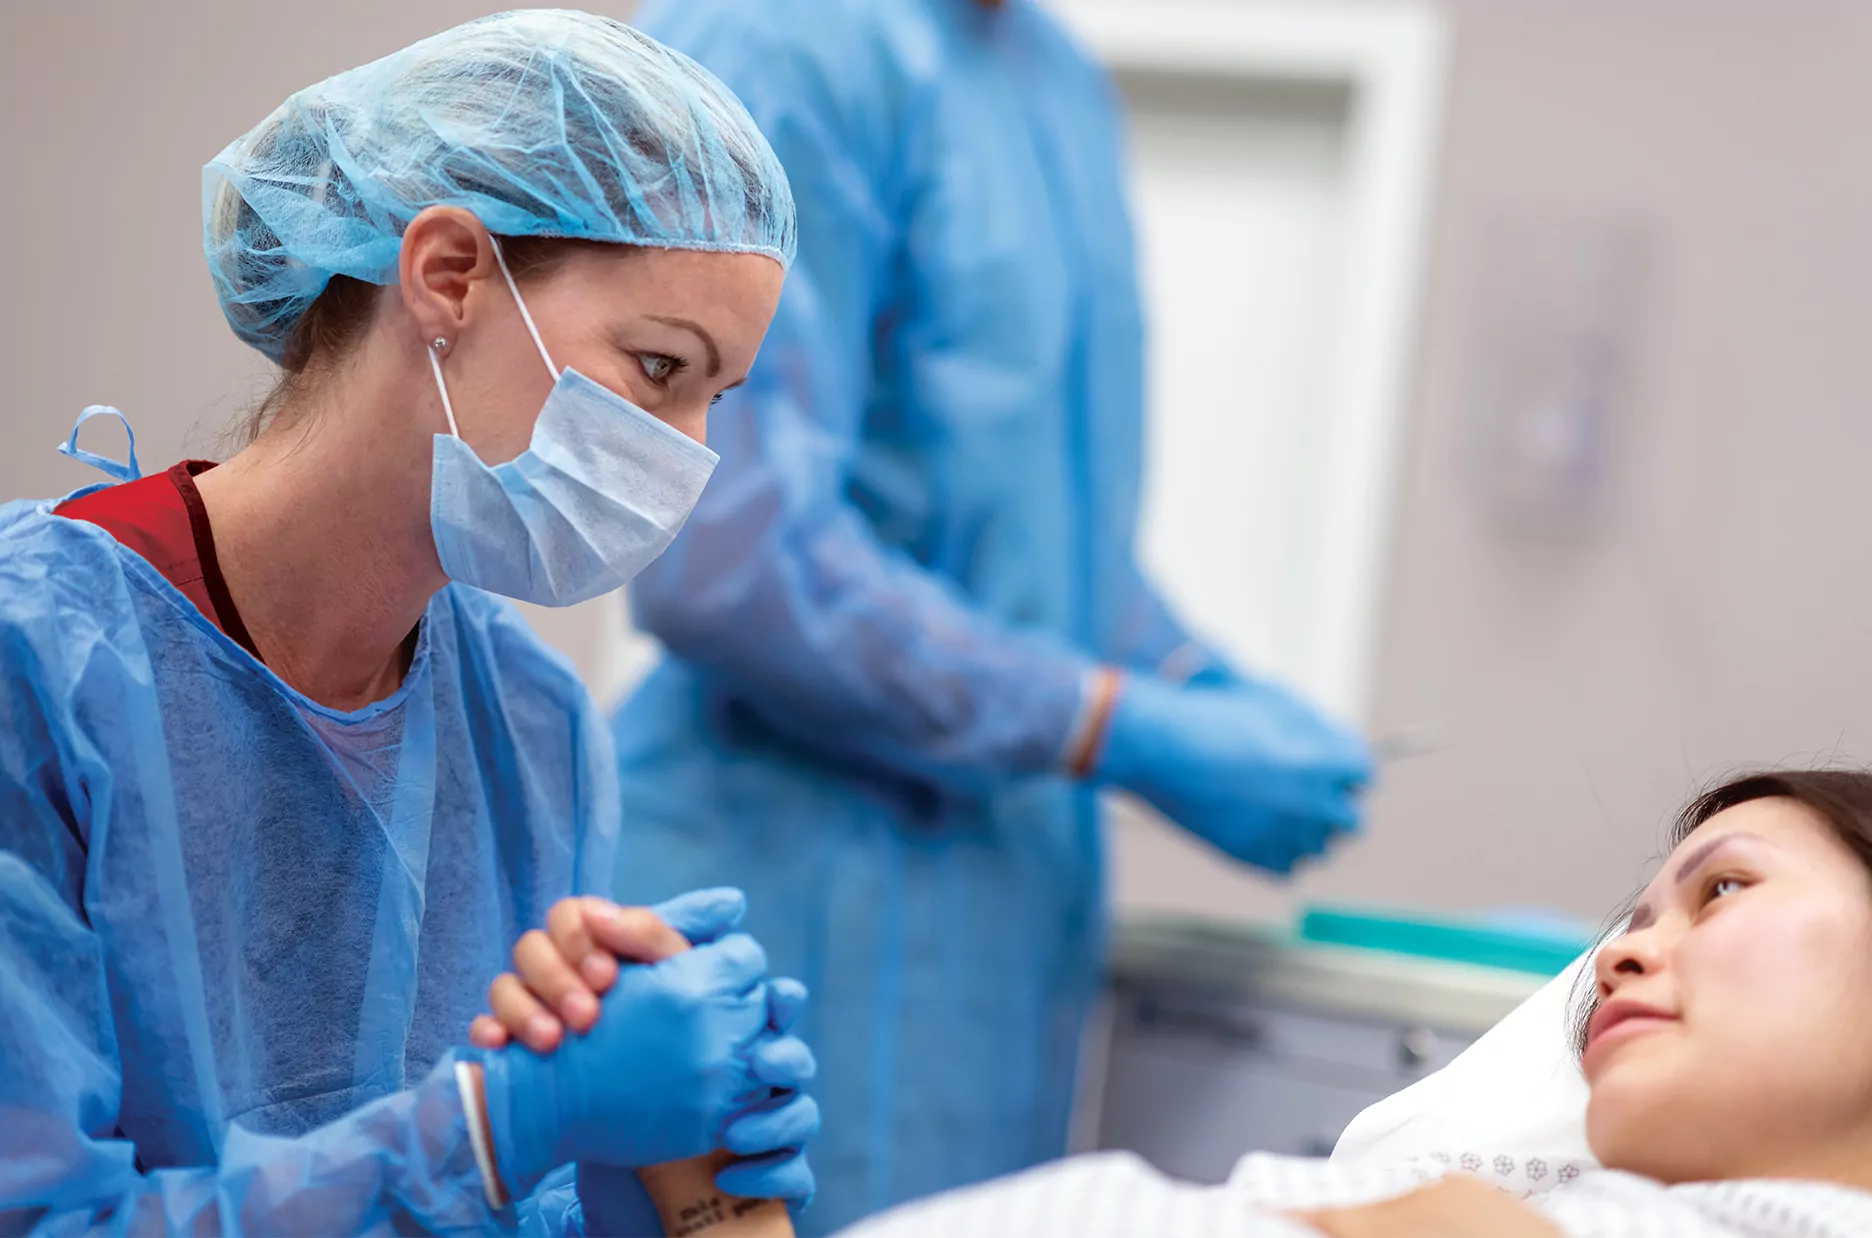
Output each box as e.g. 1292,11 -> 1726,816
576,976 -> 819,1225
1158,641 -> 1247,690
1184,659 -> 1246,691
652,887 -> 749,946
1098,674 -> 1373,874
570,1164 -> 660,1236
574,1099 -> 818,1235
479,934 -> 774,1197
711,975 -> 818,1202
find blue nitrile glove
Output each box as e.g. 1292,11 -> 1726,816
651,886 -> 747,946
623,892 -> 818,1195
1159,641 -> 1246,690
570,1165 -> 661,1236
573,1089 -> 819,1232
1183,651 -> 1243,689
1183,655 -> 1246,691
481,934 -> 773,1197
718,976 -> 818,1202
1099,674 -> 1374,875
575,976 -> 820,1227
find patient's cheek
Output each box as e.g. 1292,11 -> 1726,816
1690,894 -> 1871,1061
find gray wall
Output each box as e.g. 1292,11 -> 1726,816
1344,0 -> 1872,920
1,1 -> 518,491
5,1 -> 1870,923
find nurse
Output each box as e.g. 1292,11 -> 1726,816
594,0 -> 1376,1230
0,11 -> 814,1233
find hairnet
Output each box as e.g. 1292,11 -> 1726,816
203,8 -> 796,362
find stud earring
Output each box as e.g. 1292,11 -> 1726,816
431,336 -> 451,357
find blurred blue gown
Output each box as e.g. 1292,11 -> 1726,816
0,483 -> 617,1234
612,1 -> 1207,1230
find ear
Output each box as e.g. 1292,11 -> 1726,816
398,206 -> 497,346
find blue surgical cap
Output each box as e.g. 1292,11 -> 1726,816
203,8 -> 796,361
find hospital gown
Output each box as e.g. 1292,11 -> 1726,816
837,1150 -> 1872,1238
0,494 -> 616,1233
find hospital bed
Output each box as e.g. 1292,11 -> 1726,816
1083,912 -> 1567,1182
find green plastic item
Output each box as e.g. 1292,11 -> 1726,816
1298,904 -> 1591,977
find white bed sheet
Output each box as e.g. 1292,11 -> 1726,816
836,1150 -> 1872,1238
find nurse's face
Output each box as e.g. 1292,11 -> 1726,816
399,207 -> 785,465
1582,796 -> 1872,1185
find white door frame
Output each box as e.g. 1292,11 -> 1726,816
1052,0 -> 1450,721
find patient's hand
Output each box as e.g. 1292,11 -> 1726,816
469,895 -> 696,1053
1289,1175 -> 1566,1238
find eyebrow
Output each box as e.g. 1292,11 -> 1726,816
1628,831 -> 1771,927
1673,832 -> 1767,887
647,315 -> 722,378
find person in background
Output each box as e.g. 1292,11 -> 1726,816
575,0 -> 1374,1229
0,12 -> 816,1233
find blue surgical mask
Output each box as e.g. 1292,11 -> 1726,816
427,240 -> 719,606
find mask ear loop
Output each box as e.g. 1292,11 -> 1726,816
428,341 -> 461,438
490,236 -> 560,382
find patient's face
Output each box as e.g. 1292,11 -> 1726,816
1584,797 -> 1872,1184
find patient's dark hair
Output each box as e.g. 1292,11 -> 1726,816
1568,768 -> 1872,1060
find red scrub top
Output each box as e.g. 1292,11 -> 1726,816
55,461 -> 262,660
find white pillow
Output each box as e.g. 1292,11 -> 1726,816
1330,952 -> 1599,1166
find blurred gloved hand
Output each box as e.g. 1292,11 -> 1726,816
1098,674 -> 1373,874
1157,641 -> 1248,691
1184,659 -> 1247,691
480,934 -> 776,1196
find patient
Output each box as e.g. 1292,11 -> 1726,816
480,770 -> 1872,1236
1569,770 -> 1872,1190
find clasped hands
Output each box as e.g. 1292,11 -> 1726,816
465,889 -> 817,1223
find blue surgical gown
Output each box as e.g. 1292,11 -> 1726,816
612,1 -> 1205,1231
0,491 -> 618,1234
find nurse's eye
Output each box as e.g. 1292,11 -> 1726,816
638,353 -> 687,385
